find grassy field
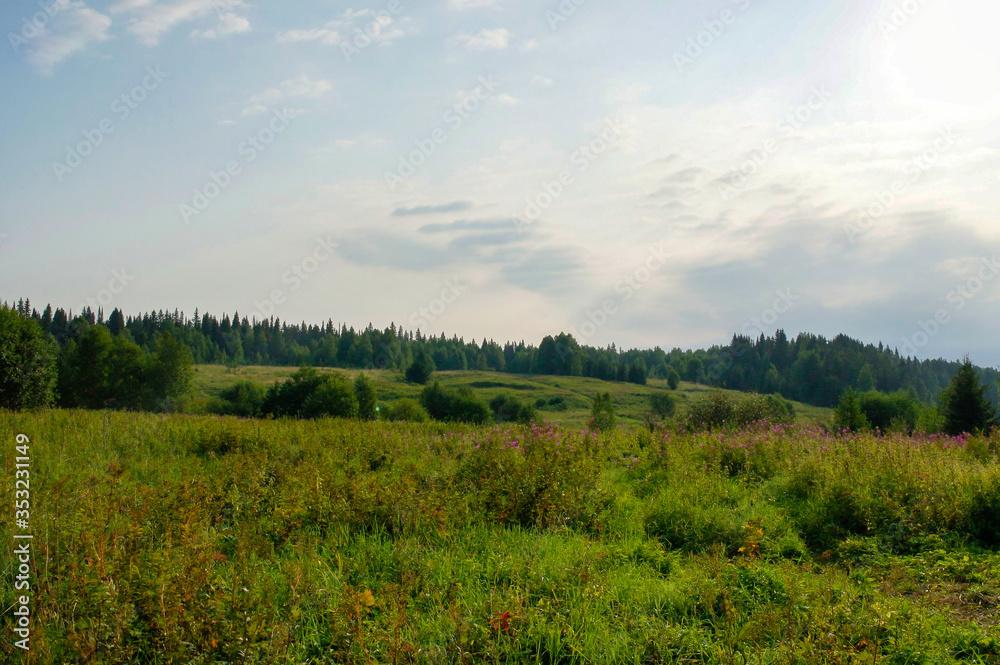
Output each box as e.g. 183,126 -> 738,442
190,365 -> 833,428
2,410 -> 999,663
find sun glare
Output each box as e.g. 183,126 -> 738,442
881,0 -> 1000,106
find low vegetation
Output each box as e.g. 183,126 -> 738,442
2,411 -> 999,663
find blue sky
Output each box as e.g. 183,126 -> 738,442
2,0 -> 999,364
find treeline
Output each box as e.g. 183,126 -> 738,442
1,303 -> 193,411
6,299 -> 999,409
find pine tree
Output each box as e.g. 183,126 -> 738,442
942,358 -> 997,435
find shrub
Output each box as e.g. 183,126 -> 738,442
459,425 -> 603,528
667,368 -> 681,390
301,374 -> 359,419
218,380 -> 266,418
262,366 -> 326,418
648,392 -> 677,418
354,373 -> 378,421
833,388 -> 869,432
734,394 -> 795,426
383,398 -> 430,423
590,392 -> 616,431
421,382 -> 492,425
858,390 -> 920,432
192,423 -> 265,456
489,393 -> 537,424
686,392 -> 794,431
966,477 -> 1000,548
685,391 -> 736,430
536,396 -> 568,411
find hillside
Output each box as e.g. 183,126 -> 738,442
191,365 -> 833,428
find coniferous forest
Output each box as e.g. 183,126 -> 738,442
7,298 -> 997,410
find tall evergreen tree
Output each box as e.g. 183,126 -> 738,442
942,359 -> 997,435
405,352 -> 436,385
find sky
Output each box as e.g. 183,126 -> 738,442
1,0 -> 999,365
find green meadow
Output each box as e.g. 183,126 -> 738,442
2,410 -> 999,663
189,365 -> 833,428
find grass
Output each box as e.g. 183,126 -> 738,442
189,365 -> 832,428
2,410 -> 999,663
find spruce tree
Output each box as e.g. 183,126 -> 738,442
942,358 -> 997,435
405,352 -> 436,385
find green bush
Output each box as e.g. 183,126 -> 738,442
648,392 -> 677,418
966,477 -> 1000,548
667,368 -> 681,390
590,392 -> 616,431
354,373 -> 378,421
459,425 -> 603,528
301,374 -> 359,420
420,382 -> 492,424
686,391 -> 794,431
383,398 -> 430,423
217,380 -> 266,418
261,366 -> 326,417
489,393 -> 537,424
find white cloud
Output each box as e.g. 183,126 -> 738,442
530,75 -> 554,88
191,12 -> 251,40
276,9 -> 414,47
241,75 -> 333,117
448,28 -> 509,50
496,94 -> 520,105
111,0 -> 251,46
22,1 -> 111,75
519,38 -> 538,52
